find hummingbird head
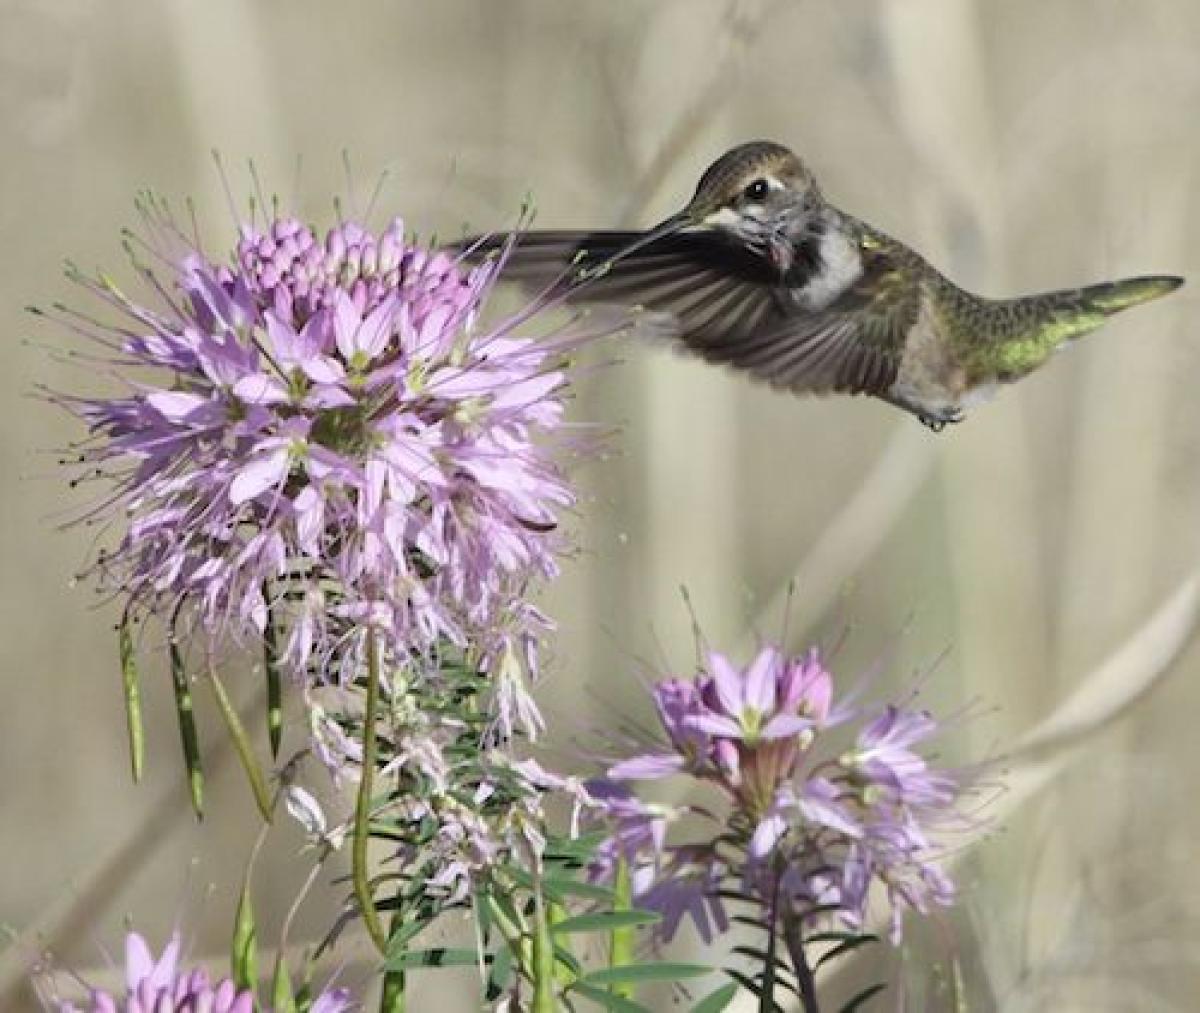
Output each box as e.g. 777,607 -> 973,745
584,141 -> 824,276
683,141 -> 823,271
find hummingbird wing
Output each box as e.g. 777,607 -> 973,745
460,228 -> 790,344
689,233 -> 920,396
462,228 -> 916,397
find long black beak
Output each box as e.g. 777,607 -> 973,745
576,208 -> 696,281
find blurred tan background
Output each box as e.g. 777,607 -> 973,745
3,1 -> 1200,1009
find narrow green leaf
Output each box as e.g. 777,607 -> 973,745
552,942 -> 582,979
231,875 -> 257,992
837,982 -> 887,1013
579,963 -> 712,987
384,948 -> 483,971
271,951 -> 297,1013
118,617 -> 144,782
207,664 -> 273,822
548,900 -> 577,989
382,918 -> 426,960
814,934 -> 878,971
691,982 -> 740,1013
263,597 -> 283,757
540,875 -> 616,903
569,981 -> 653,1012
803,931 -> 867,944
544,832 -> 609,861
551,910 -> 660,937
168,637 -> 203,818
724,971 -> 781,1012
485,943 -> 513,1001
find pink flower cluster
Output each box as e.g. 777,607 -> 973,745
53,204 -> 584,688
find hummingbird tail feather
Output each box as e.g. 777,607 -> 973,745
1079,274 -> 1184,316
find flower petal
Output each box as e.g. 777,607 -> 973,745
607,753 -> 686,780
229,445 -> 290,504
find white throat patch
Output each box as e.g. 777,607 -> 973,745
796,229 -> 863,311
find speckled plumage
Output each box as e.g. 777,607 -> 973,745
461,140 -> 1183,427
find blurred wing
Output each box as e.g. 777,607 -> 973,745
461,228 -> 917,397
690,237 -> 919,396
462,229 -> 789,348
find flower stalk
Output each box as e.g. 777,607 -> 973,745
354,626 -> 389,957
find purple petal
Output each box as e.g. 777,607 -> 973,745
146,390 -> 209,423
743,646 -> 780,715
331,289 -> 362,360
706,651 -> 744,717
233,372 -> 289,405
749,811 -> 789,858
760,713 -> 812,740
685,713 -> 742,739
229,445 -> 290,504
608,753 -> 686,780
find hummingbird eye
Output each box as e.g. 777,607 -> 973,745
742,178 -> 770,201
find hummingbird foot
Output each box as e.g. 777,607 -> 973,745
917,408 -> 964,433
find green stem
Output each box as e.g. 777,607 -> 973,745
379,881 -> 407,1013
353,628 -> 390,956
761,874 -> 779,1013
530,884 -> 558,1013
609,858 -> 635,998
781,908 -> 819,1013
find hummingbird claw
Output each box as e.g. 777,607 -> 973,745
918,408 -> 964,433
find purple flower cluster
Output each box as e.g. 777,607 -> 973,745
51,202 -> 587,690
603,645 -> 972,943
307,670 -> 598,906
37,930 -> 353,1013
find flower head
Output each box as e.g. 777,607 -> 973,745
46,196 -> 602,699
605,641 -> 979,944
36,929 -> 355,1012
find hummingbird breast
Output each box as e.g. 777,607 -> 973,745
885,290 -> 985,421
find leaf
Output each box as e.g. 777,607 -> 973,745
485,943 -> 513,1001
384,948 -> 485,971
724,970 -> 781,1011
814,934 -> 878,970
691,982 -> 740,1013
579,963 -> 712,987
551,910 -> 661,936
541,874 -> 617,904
544,831 -> 610,861
838,982 -> 887,1012
569,981 -> 653,1012
803,931 -> 868,944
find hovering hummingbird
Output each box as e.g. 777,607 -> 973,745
462,140 -> 1182,429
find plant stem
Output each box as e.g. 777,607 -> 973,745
353,627 -> 389,956
781,910 -> 820,1013
530,883 -> 558,1013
